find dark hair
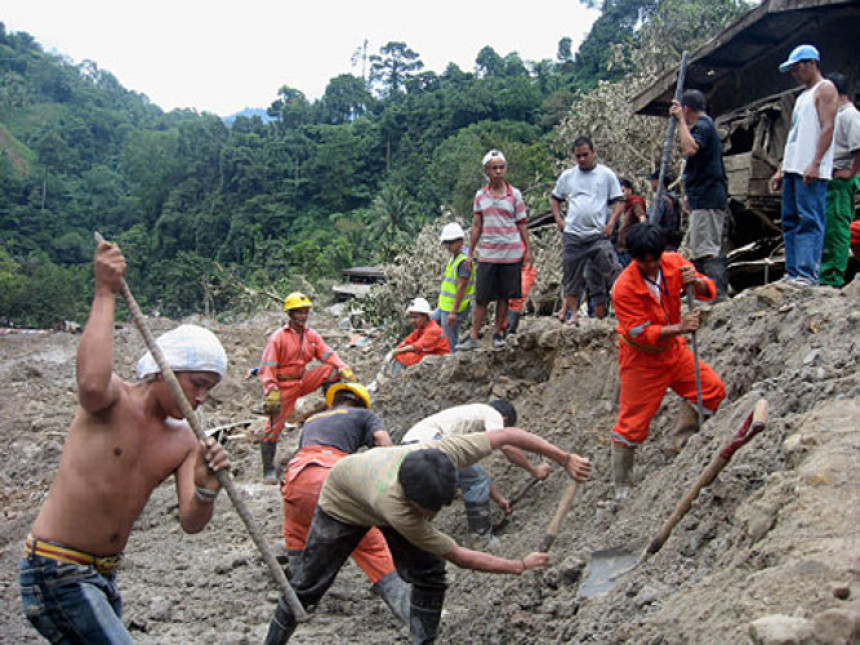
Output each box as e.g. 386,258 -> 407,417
626,222 -> 667,260
489,399 -> 517,426
398,449 -> 458,512
573,136 -> 594,151
827,73 -> 849,96
332,389 -> 364,408
680,89 -> 706,113
620,178 -> 633,190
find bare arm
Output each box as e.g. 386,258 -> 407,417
805,81 -> 838,184
517,220 -> 533,266
373,430 -> 393,447
551,195 -> 566,232
176,436 -> 230,534
670,101 -> 699,157
499,445 -> 551,479
467,213 -> 482,272
77,242 -> 126,414
488,427 -> 591,482
603,199 -> 626,238
445,543 -> 548,573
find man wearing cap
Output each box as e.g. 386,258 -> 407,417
281,382 -> 411,624
669,90 -> 730,300
259,292 -> 355,483
551,136 -> 625,326
769,44 -> 838,287
457,149 -> 533,350
432,222 -> 475,350
392,297 -> 450,375
19,240 -> 231,644
820,73 -> 860,288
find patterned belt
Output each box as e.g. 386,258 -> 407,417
25,535 -> 123,574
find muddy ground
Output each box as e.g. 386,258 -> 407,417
1,281 -> 859,644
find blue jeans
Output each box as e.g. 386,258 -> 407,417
430,305 -> 470,351
457,464 -> 491,504
782,173 -> 827,283
19,554 -> 132,644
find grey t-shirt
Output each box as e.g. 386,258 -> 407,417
833,103 -> 860,171
553,164 -> 623,240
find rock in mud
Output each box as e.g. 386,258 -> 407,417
748,614 -> 815,644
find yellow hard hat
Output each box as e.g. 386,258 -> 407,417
326,382 -> 371,409
284,292 -> 313,312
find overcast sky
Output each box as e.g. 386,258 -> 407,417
3,1 -> 599,116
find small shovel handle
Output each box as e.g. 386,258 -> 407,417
647,399 -> 768,555
538,481 -> 578,553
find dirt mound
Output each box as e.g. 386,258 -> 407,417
2,283 -> 858,643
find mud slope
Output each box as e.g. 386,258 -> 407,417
2,282 -> 858,644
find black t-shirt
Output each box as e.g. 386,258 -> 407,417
684,115 -> 728,210
299,407 -> 384,454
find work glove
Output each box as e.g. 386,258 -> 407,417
263,390 -> 281,415
339,367 -> 357,382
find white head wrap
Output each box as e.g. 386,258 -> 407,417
482,149 -> 506,168
137,324 -> 227,380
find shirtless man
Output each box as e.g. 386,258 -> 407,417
19,240 -> 231,644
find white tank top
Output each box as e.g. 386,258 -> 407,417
783,80 -> 834,180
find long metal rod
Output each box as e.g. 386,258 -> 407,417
685,285 -> 705,428
649,50 -> 689,225
94,232 -> 307,622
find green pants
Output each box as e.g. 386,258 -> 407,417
820,176 -> 857,287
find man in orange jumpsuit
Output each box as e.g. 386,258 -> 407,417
505,262 -> 537,336
390,297 -> 450,375
611,223 -> 726,500
259,292 -> 355,483
282,382 -> 410,624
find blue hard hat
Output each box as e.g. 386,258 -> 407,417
779,44 -> 820,73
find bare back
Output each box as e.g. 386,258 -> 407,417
31,375 -> 198,555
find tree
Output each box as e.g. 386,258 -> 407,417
363,184 -> 419,261
475,46 -> 504,78
369,42 -> 424,98
321,74 -> 372,124
268,85 -> 313,129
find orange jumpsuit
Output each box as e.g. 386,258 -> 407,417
282,446 -> 395,583
508,263 -> 537,314
393,320 -> 450,367
259,326 -> 346,442
611,252 -> 726,446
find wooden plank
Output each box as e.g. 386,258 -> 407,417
724,152 -> 753,172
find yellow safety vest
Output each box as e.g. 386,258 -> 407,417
438,251 -> 475,313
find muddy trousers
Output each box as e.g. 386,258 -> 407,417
265,508 -> 447,645
263,365 -> 340,442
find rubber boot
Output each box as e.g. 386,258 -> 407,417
264,595 -> 298,645
611,442 -> 635,501
464,500 -> 498,549
695,256 -> 729,302
663,400 -> 701,457
372,571 -> 412,626
286,549 -> 303,580
410,587 -> 445,645
260,441 -> 278,484
506,310 -> 521,335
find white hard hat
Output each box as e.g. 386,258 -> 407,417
439,222 -> 465,243
406,297 -> 432,316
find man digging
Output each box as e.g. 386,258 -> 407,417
19,240 -> 231,643
265,428 -> 591,644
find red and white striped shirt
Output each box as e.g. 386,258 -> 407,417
473,183 -> 526,264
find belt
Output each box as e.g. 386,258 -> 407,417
277,374 -> 303,381
25,535 -> 123,574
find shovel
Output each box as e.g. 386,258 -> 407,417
580,398 -> 769,597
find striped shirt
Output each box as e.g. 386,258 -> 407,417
473,183 -> 527,264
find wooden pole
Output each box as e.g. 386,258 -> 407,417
94,232 -> 307,622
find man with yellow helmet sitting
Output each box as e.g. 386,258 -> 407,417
258,292 -> 356,483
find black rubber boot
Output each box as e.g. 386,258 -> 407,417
464,500 -> 498,549
611,442 -> 635,501
506,310 -> 521,335
409,586 -> 445,645
260,441 -> 278,484
372,571 -> 412,626
264,596 -> 298,645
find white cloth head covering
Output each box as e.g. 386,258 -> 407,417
482,149 -> 506,168
137,324 -> 227,380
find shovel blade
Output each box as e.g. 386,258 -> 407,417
580,547 -> 641,597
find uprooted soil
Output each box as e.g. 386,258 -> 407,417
1,281 -> 858,644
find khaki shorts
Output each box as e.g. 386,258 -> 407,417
687,208 -> 727,259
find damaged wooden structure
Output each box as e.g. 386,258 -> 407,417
631,0 -> 860,288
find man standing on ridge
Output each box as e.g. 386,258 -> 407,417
401,400 -> 551,549
280,381 -> 411,625
20,241 -> 231,643
432,222 -> 475,350
768,44 -> 837,287
609,223 -> 726,500
551,136 -> 625,326
457,149 -> 533,350
669,89 -> 730,300
264,426 -> 591,644
259,292 -> 356,483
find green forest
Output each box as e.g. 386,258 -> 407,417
0,0 -> 747,327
